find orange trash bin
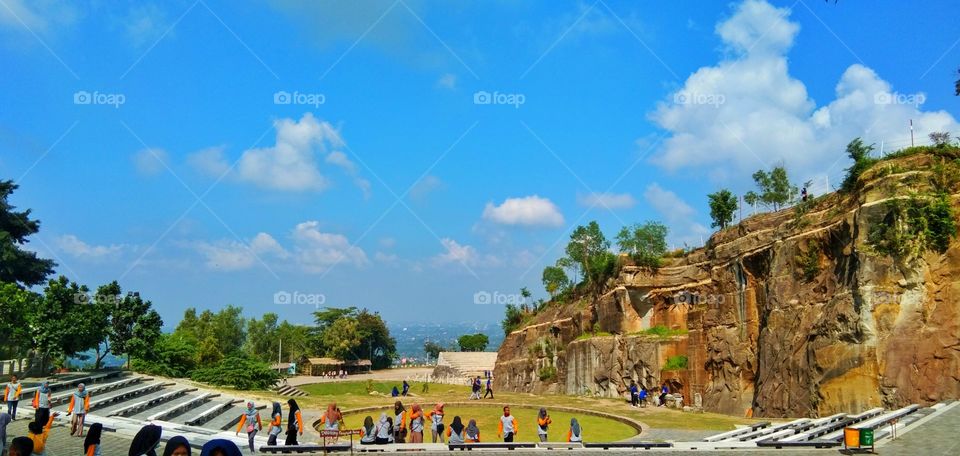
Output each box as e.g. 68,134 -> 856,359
844,427 -> 860,448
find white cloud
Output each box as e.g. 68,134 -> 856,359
409,175 -> 443,201
482,195 -> 564,227
123,3 -> 169,48
437,73 -> 457,89
0,0 -> 78,37
576,192 -> 636,209
649,0 -> 960,190
132,147 -> 169,176
325,150 -> 372,198
195,232 -> 288,271
292,221 -> 367,272
56,235 -> 126,260
431,238 -> 500,268
235,113 -> 341,192
643,184 -> 710,247
187,146 -> 230,177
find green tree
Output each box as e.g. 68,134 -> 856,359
190,356 -> 280,390
501,303 -> 523,335
457,333 -> 490,352
173,306 -> 245,364
0,180 -> 56,286
842,138 -> 876,192
355,310 -> 397,369
277,322 -> 312,363
132,333 -> 198,378
103,286 -> 163,368
541,265 -> 570,297
616,221 -> 668,268
565,221 -> 610,289
708,189 -> 738,229
322,317 -> 362,361
29,276 -> 109,367
748,165 -> 798,211
0,283 -> 39,359
423,340 -> 443,360
245,313 -> 280,362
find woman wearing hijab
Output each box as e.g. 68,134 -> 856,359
67,383 -> 91,437
163,436 -> 192,456
446,416 -> 465,444
84,423 -> 103,456
426,402 -> 445,443
359,416 -> 376,445
566,418 -> 582,443
199,439 -> 242,456
374,413 -> 392,444
0,412 -> 11,454
393,401 -> 406,443
266,402 -> 282,446
407,404 -> 424,443
536,408 -> 552,442
32,382 -> 52,426
464,419 -> 480,443
129,424 -> 162,456
234,401 -> 262,453
284,399 -> 303,445
318,403 -> 340,432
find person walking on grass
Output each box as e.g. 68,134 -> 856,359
426,403 -> 445,443
536,408 -> 552,442
267,402 -> 282,446
408,404 -> 424,443
497,406 -> 518,442
629,380 -> 639,407
235,401 -> 262,453
284,399 -> 303,446
483,377 -> 494,399
32,381 -> 52,425
67,384 -> 90,437
4,375 -> 22,421
567,418 -> 582,443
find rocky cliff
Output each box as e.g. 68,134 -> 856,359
494,151 -> 960,418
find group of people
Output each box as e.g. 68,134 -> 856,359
322,370 -> 348,379
354,402 -> 582,445
233,399 -> 304,453
389,380 -> 410,397
468,376 -> 493,400
627,380 -> 672,408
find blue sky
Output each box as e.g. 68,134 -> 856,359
2,0 -> 958,327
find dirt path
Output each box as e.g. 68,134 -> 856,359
286,367 -> 435,386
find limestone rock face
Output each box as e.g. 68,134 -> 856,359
494,154 -> 960,417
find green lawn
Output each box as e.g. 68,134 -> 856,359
341,404 -> 637,443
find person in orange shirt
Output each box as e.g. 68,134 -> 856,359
266,402 -> 283,446
32,381 -> 52,425
4,375 -> 22,421
235,401 -> 262,453
318,402 -> 341,432
407,404 -> 424,443
66,384 -> 91,437
497,406 -> 518,442
536,407 -> 552,442
285,399 -> 304,445
27,411 -> 57,454
393,401 -> 407,443
83,423 -> 103,456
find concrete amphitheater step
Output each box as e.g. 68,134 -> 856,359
274,384 -> 309,397
108,387 -> 197,417
184,398 -> 241,427
49,376 -> 148,407
88,382 -> 174,413
144,392 -> 219,421
203,403 -> 267,431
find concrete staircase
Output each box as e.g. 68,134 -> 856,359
273,382 -> 309,397
433,352 -> 498,378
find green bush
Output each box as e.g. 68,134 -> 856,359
190,356 -> 281,390
795,241 -> 820,282
868,192 -> 957,259
662,355 -> 689,371
635,325 -> 688,338
538,365 -> 557,381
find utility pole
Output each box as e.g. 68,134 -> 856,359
910,119 -> 915,147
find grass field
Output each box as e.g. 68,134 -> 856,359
294,380 -> 758,434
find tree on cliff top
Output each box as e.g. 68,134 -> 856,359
842,138 -> 877,192
616,221 -> 668,269
708,189 -> 738,229
745,165 -> 798,211
565,221 -> 610,288
0,180 -> 56,287
541,265 -> 570,297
